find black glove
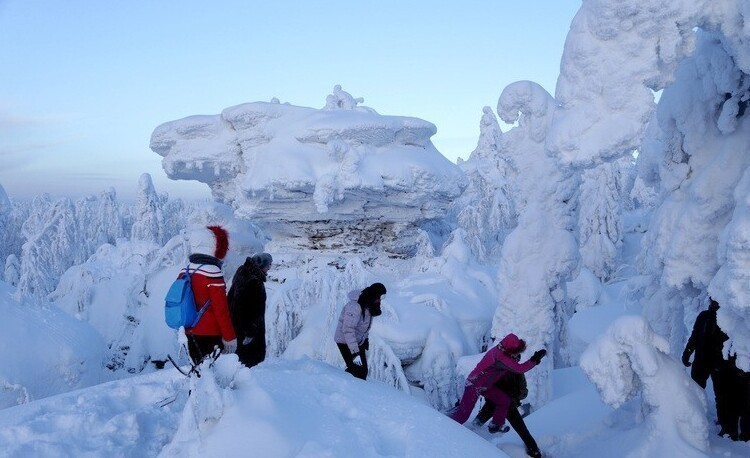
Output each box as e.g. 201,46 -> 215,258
530,349 -> 546,364
681,351 -> 692,367
362,338 -> 369,351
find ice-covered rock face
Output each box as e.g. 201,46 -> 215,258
150,87 -> 466,254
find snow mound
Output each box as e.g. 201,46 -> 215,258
0,357 -> 505,458
0,281 -> 106,409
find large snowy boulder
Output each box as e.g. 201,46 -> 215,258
150,86 -> 466,254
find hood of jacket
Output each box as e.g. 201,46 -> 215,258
499,333 -> 526,354
348,289 -> 363,302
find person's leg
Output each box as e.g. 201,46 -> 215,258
354,342 -> 369,380
474,398 -> 496,425
450,384 -> 481,424
713,365 -> 739,439
337,343 -> 367,379
337,343 -> 355,374
484,388 -> 513,426
506,405 -> 540,455
740,368 -> 750,441
241,335 -> 266,368
187,334 -> 222,365
691,362 -> 710,389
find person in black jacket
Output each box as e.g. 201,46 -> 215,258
682,298 -> 734,438
228,252 -> 272,368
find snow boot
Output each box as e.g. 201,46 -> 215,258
526,446 -> 542,458
487,421 -> 510,434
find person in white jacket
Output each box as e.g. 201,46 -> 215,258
334,283 -> 387,379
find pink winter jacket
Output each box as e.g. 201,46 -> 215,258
467,345 -> 538,389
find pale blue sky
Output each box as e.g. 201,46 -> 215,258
0,1 -> 580,201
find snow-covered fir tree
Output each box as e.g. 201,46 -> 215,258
636,32 -> 750,369
17,198 -> 81,299
130,173 -> 165,244
4,254 -> 20,286
491,81 -> 580,407
453,106 -> 517,261
577,158 -> 631,282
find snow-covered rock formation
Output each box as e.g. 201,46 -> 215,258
150,86 -> 466,255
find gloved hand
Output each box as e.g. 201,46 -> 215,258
682,351 -> 692,367
242,336 -> 253,346
352,353 -> 363,366
530,349 -> 547,364
222,338 -> 237,354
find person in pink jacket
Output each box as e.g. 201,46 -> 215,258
450,333 -> 546,428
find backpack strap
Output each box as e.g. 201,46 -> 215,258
186,263 -> 212,329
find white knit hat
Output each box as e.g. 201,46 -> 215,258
189,225 -> 229,259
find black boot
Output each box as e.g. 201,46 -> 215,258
487,421 -> 510,433
526,446 -> 542,458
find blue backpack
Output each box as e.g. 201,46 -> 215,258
164,264 -> 211,330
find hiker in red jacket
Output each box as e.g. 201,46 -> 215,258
182,225 -> 237,364
450,333 -> 546,430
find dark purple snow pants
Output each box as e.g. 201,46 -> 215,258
450,383 -> 512,425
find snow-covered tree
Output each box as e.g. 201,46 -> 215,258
635,33 -> 750,364
0,184 -> 12,263
161,197 -> 189,243
491,81 -> 580,407
130,173 -> 165,244
578,158 -> 630,282
20,194 -> 53,245
89,188 -> 124,246
581,316 -> 709,457
453,107 -> 517,260
73,190 -> 124,259
4,254 -> 20,286
17,198 -> 81,299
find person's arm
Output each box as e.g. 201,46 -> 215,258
682,312 -> 703,365
229,280 -> 254,338
497,352 -> 538,374
340,304 -> 361,354
246,282 -> 266,337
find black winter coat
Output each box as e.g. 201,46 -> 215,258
228,259 -> 267,346
684,309 -> 728,369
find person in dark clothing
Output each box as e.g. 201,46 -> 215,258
473,357 -> 542,458
735,365 -> 750,441
334,282 -> 387,380
717,354 -> 750,441
228,252 -> 272,368
682,298 -> 734,438
682,299 -> 727,387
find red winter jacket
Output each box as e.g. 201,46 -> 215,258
181,263 -> 236,341
467,343 -> 537,389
